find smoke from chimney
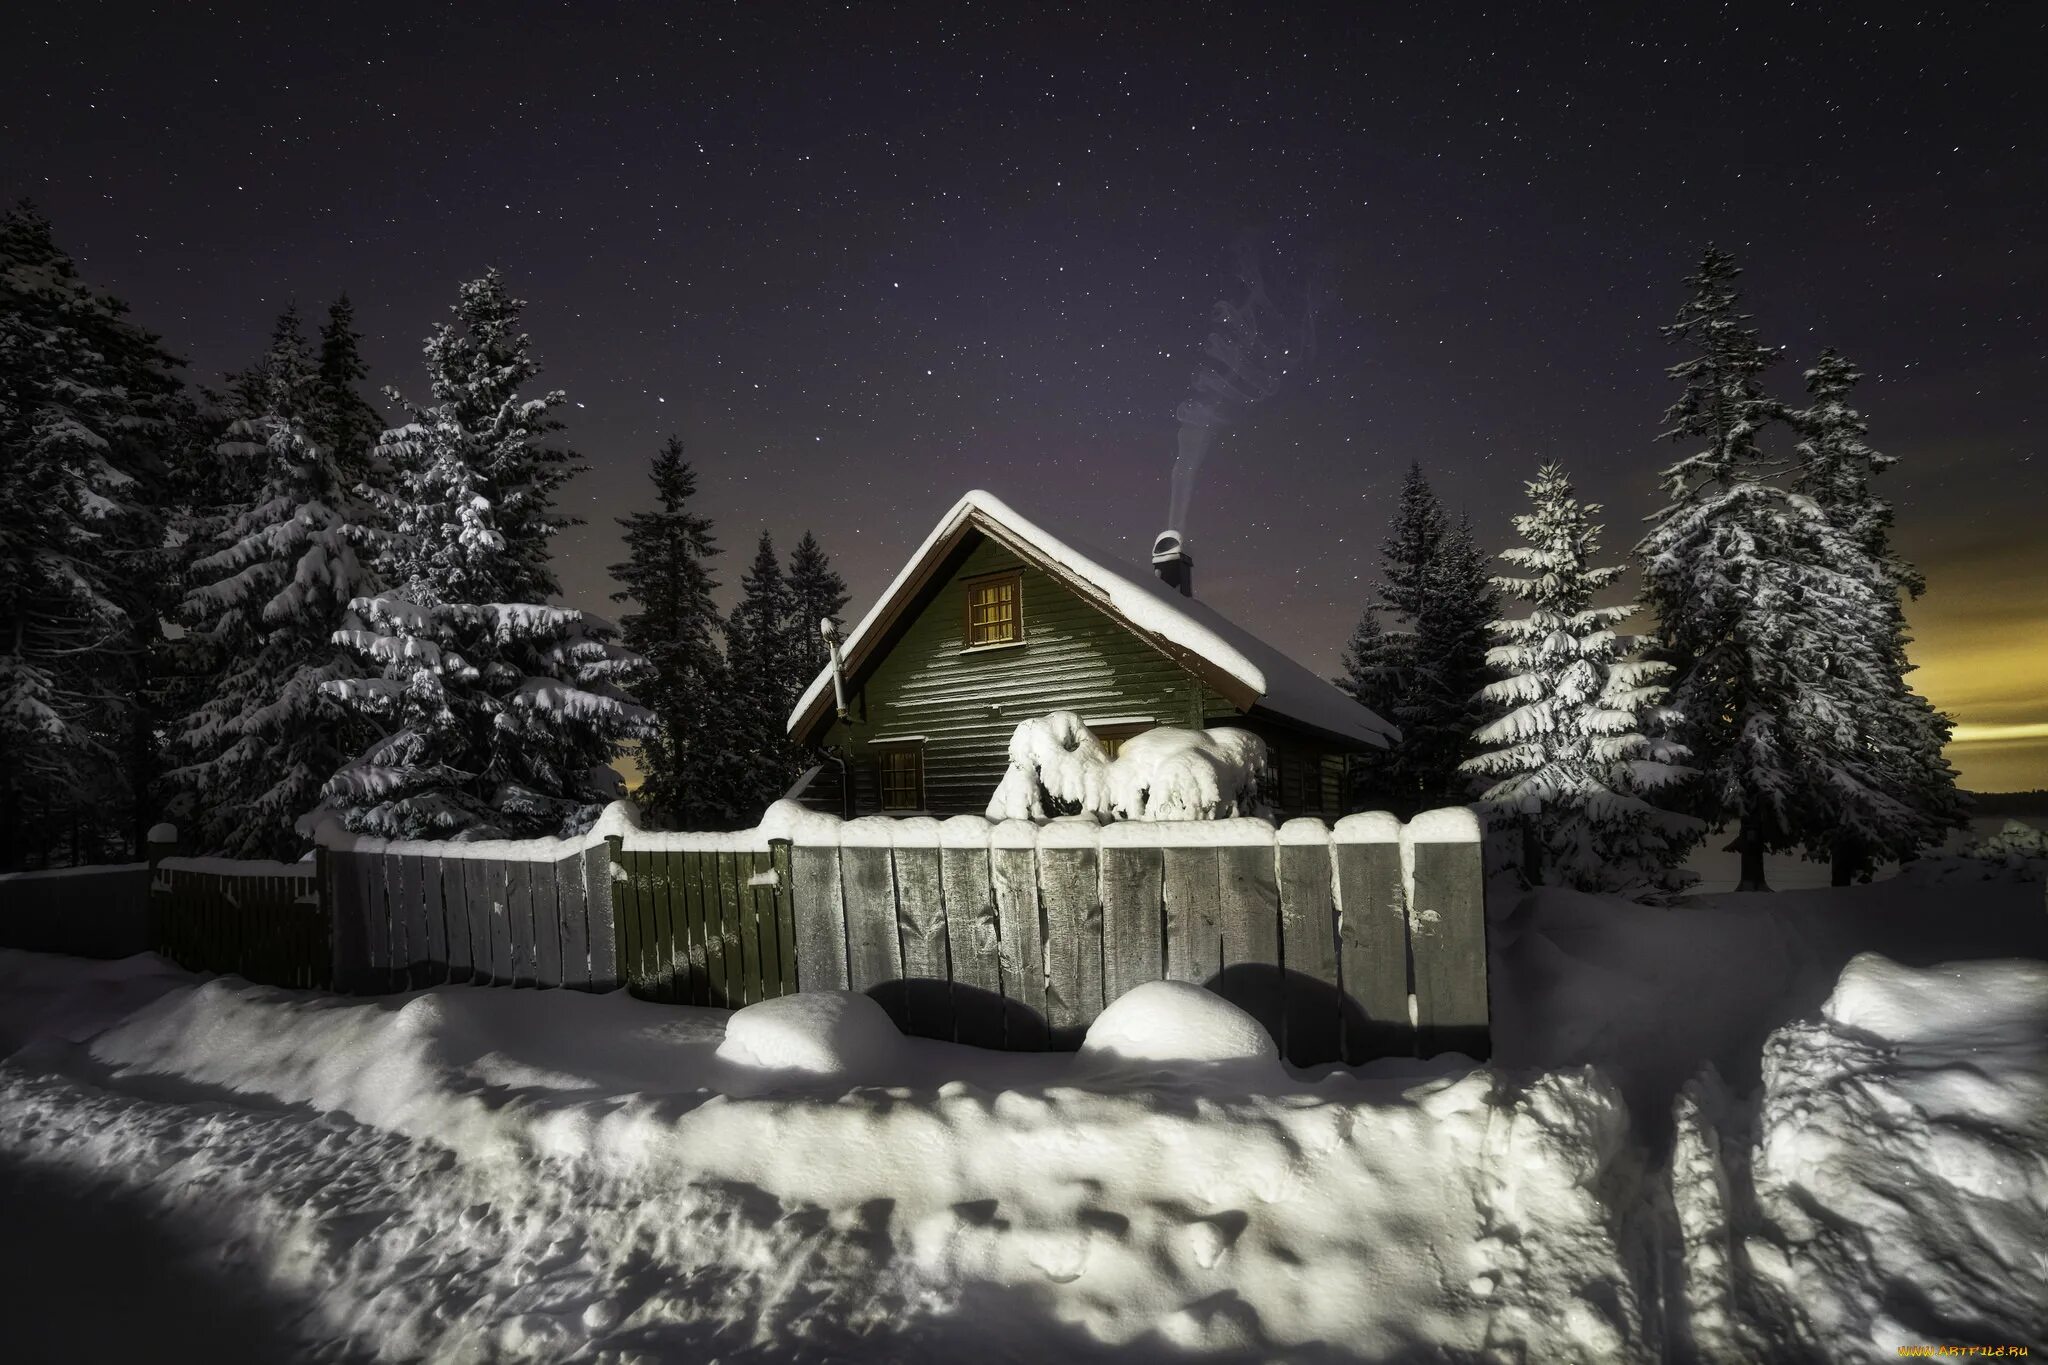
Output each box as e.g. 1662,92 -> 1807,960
1165,242 -> 1321,538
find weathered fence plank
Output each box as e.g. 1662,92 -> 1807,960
1406,812 -> 1489,1059
652,853 -> 683,1002
1099,833 -> 1164,1007
679,849 -> 710,1005
1333,814 -> 1408,1062
988,825 -> 1046,1049
790,843 -> 848,992
892,828 -> 950,1039
771,842 -> 798,995
749,850 -> 786,1000
1215,838 -> 1283,1046
556,850 -> 590,989
1162,846 -> 1224,988
592,837 -> 623,991
840,826 -> 902,1023
533,857 -> 564,988
939,835 -> 1002,1047
1277,824 -> 1340,1065
1038,829 -> 1102,1047
714,851 -> 744,1008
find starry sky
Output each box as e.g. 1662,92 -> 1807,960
8,3 -> 2043,789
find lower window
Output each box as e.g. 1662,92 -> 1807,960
877,745 -> 924,811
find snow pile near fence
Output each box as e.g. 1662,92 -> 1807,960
12,958 -> 1655,1360
1731,953 -> 2048,1357
985,711 -> 1268,822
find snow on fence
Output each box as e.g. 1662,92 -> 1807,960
785,807 -> 1488,1064
0,862 -> 150,959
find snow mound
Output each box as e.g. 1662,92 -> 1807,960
985,711 -> 1268,821
715,991 -> 901,1077
1079,981 -> 1279,1066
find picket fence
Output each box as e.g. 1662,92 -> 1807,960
0,804 -> 1488,1064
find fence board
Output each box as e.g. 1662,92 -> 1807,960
514,859 -> 542,988
988,840 -> 1046,1049
591,838 -> 622,991
675,850 -> 706,1004
711,851 -> 742,1008
1334,834 -> 1408,1062
840,842 -> 902,1024
1408,835 -> 1489,1059
893,841 -> 950,1039
554,851 -> 590,990
1099,842 -> 1163,1007
1162,847 -> 1224,988
624,850 -> 653,997
939,844 -> 1002,1047
327,852 -> 365,991
790,844 -> 848,992
1216,843 -> 1283,1046
645,853 -> 675,1002
750,851 -> 786,1000
392,854 -> 421,986
772,842 -> 798,996
1038,841 -> 1101,1046
532,857 -> 564,988
460,857 -> 494,984
1277,837 -> 1340,1065
417,854 -> 448,986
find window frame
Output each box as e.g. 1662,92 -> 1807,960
873,741 -> 926,812
1090,721 -> 1154,760
961,569 -> 1025,649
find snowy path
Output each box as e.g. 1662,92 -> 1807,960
0,869 -> 2043,1364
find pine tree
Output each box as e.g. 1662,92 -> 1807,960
609,437 -> 731,829
1788,351 -> 1966,881
783,530 -> 850,684
1636,247 -> 1793,890
1462,464 -> 1701,895
312,295 -> 384,492
320,273 -> 653,839
372,269 -> 580,605
721,530 -> 798,818
170,308 -> 381,859
1338,464 -> 1492,810
0,202 -> 189,866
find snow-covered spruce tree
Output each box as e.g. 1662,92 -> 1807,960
1339,464 -> 1492,811
1635,247 -> 1792,891
312,295 -> 384,494
319,272 -> 654,840
608,437 -> 732,830
718,530 -> 799,821
171,307 -> 381,859
1462,464 -> 1701,894
783,530 -> 849,683
1788,350 -> 1965,881
0,202 -> 190,866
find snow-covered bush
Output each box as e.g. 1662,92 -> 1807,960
1079,981 -> 1278,1069
716,991 -> 901,1078
984,711 -> 1268,822
1964,820 -> 2048,863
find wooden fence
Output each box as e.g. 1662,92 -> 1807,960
0,864 -> 150,959
148,858 -> 326,988
0,804 -> 1488,1065
788,810 -> 1486,1064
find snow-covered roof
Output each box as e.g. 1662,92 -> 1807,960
788,490 -> 1397,749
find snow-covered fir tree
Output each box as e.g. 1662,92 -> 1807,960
783,530 -> 849,683
720,530 -> 799,820
170,306 -> 382,859
1787,350 -> 1965,880
319,273 -> 653,839
1462,464 -> 1701,895
1339,464 -> 1494,811
312,295 -> 384,493
0,203 -> 190,866
1637,249 -> 1953,890
608,437 -> 734,829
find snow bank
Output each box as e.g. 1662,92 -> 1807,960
3,962 -> 1654,1361
1078,981 -> 1279,1068
715,991 -> 901,1077
1730,954 -> 2048,1358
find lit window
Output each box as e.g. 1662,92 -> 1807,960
878,746 -> 923,811
1092,723 -> 1153,759
965,572 -> 1022,647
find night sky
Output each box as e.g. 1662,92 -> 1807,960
8,3 -> 2043,788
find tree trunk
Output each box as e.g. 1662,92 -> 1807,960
1830,840 -> 1859,887
1735,820 -> 1770,892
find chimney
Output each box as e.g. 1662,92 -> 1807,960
1151,530 -> 1193,597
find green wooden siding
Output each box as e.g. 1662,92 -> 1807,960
824,537 -> 1237,815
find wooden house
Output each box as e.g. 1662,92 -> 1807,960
785,491 -> 1398,820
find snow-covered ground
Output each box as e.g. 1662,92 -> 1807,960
1,866 -> 2043,1362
